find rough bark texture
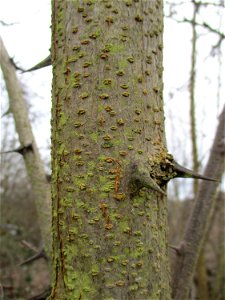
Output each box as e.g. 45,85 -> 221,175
51,1 -> 171,299
172,105 -> 225,300
0,37 -> 52,258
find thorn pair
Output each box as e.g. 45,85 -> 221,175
129,158 -> 218,197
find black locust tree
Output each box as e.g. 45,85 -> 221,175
51,1 -> 170,299
50,1 -> 217,299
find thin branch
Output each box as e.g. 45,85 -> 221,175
195,0 -> 225,7
20,250 -> 47,266
165,15 -> 225,40
21,239 -> 38,252
183,18 -> 225,39
189,1 -> 199,196
165,0 -> 225,9
0,20 -> 19,26
20,240 -> 46,265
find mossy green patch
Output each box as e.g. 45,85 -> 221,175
67,55 -> 79,63
60,196 -> 73,207
87,161 -> 95,170
97,105 -> 104,112
110,43 -> 126,54
100,181 -> 114,193
89,132 -> 98,142
118,58 -> 128,69
59,112 -> 67,127
58,143 -> 66,155
98,154 -> 107,161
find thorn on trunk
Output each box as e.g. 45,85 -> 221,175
130,163 -> 166,196
22,55 -> 51,73
0,144 -> 33,155
9,57 -> 25,72
46,174 -> 51,183
172,160 -> 218,182
169,244 -> 182,255
20,249 -> 47,266
1,108 -> 11,118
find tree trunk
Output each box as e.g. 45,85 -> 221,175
0,37 -> 52,259
51,1 -> 171,299
172,105 -> 225,300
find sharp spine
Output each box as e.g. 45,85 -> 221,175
172,160 -> 218,181
145,176 -> 166,195
130,163 -> 166,195
23,55 -> 51,72
0,144 -> 33,155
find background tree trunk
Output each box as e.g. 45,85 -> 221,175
188,3 -> 209,298
51,0 -> 171,299
0,37 -> 52,259
172,105 -> 225,300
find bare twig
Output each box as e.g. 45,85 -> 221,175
165,0 -> 225,9
183,18 -> 225,39
21,240 -> 38,252
0,20 -> 19,26
165,14 -> 225,40
195,1 -> 225,7
20,250 -> 47,266
189,1 -> 199,196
